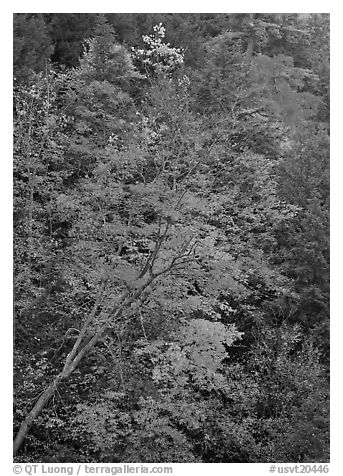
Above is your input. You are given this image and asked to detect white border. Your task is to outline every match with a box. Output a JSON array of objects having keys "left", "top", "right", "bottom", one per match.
[{"left": 3, "top": 4, "right": 341, "bottom": 473}]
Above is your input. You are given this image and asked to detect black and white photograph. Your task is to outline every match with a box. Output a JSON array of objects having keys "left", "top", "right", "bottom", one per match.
[{"left": 12, "top": 9, "right": 330, "bottom": 469}]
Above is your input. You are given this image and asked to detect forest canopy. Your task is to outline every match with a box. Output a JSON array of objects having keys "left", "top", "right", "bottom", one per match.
[{"left": 13, "top": 13, "right": 329, "bottom": 463}]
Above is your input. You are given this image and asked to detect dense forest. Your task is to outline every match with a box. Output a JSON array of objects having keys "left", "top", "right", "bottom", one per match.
[{"left": 13, "top": 13, "right": 330, "bottom": 463}]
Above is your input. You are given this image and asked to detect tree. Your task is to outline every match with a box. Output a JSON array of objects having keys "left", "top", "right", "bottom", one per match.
[
  {"left": 14, "top": 20, "right": 209, "bottom": 457},
  {"left": 14, "top": 19, "right": 145, "bottom": 456},
  {"left": 14, "top": 14, "right": 54, "bottom": 83},
  {"left": 45, "top": 13, "right": 98, "bottom": 68}
]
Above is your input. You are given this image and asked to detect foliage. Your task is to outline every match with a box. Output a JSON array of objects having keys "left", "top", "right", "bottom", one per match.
[
  {"left": 14, "top": 14, "right": 54, "bottom": 82},
  {"left": 45, "top": 13, "right": 98, "bottom": 68},
  {"left": 132, "top": 23, "right": 184, "bottom": 76},
  {"left": 13, "top": 14, "right": 329, "bottom": 463}
]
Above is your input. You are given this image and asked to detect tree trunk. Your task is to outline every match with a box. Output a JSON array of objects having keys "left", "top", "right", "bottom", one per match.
[
  {"left": 13, "top": 283, "right": 107, "bottom": 457},
  {"left": 13, "top": 373, "right": 64, "bottom": 456}
]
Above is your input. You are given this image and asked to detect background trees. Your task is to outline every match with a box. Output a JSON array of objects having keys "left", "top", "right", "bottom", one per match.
[{"left": 13, "top": 13, "right": 329, "bottom": 463}]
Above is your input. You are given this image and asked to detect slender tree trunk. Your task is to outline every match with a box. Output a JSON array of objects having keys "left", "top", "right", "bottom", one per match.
[
  {"left": 13, "top": 373, "right": 65, "bottom": 456},
  {"left": 13, "top": 279, "right": 150, "bottom": 456},
  {"left": 13, "top": 288, "right": 105, "bottom": 457}
]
